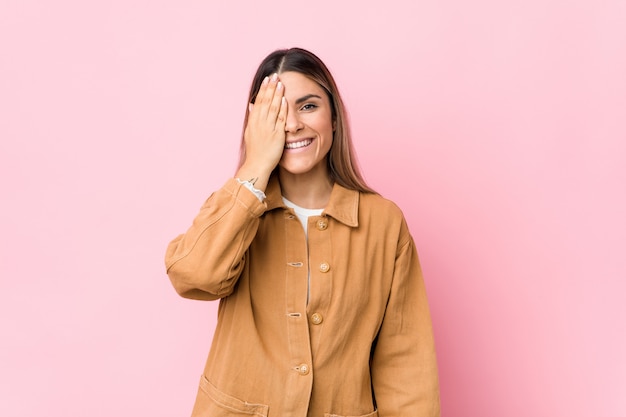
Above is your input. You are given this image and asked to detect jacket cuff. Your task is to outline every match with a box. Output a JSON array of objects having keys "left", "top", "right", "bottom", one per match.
[{"left": 222, "top": 178, "right": 267, "bottom": 218}]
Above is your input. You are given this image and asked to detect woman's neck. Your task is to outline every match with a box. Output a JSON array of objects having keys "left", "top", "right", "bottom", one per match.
[{"left": 278, "top": 166, "right": 333, "bottom": 209}]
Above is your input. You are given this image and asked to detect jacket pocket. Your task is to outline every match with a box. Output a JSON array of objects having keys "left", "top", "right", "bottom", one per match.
[
  {"left": 324, "top": 409, "right": 378, "bottom": 417},
  {"left": 192, "top": 375, "right": 269, "bottom": 417}
]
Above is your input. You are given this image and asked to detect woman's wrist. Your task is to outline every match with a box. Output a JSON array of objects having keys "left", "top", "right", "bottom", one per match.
[
  {"left": 235, "top": 164, "right": 272, "bottom": 192},
  {"left": 235, "top": 178, "right": 267, "bottom": 202}
]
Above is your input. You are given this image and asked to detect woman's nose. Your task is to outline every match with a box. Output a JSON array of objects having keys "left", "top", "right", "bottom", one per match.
[{"left": 285, "top": 106, "right": 303, "bottom": 133}]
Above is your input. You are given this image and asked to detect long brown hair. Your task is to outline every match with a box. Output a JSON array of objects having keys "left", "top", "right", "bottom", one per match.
[{"left": 238, "top": 48, "right": 375, "bottom": 194}]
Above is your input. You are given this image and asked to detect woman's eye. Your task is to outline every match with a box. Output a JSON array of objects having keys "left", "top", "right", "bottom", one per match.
[{"left": 301, "top": 103, "right": 317, "bottom": 111}]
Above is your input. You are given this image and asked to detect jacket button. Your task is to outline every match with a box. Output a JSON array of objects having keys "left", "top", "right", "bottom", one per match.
[
  {"left": 297, "top": 364, "right": 310, "bottom": 375},
  {"left": 319, "top": 262, "right": 330, "bottom": 273},
  {"left": 310, "top": 313, "right": 323, "bottom": 325},
  {"left": 316, "top": 219, "right": 328, "bottom": 230}
]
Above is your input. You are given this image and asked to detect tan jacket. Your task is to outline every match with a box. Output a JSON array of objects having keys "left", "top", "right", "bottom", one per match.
[{"left": 165, "top": 177, "right": 440, "bottom": 417}]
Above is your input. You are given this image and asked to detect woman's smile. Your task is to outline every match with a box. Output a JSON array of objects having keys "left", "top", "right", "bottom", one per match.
[{"left": 284, "top": 138, "right": 314, "bottom": 150}]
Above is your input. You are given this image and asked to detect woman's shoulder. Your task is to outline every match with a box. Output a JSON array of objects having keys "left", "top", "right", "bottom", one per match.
[
  {"left": 328, "top": 184, "right": 409, "bottom": 233},
  {"left": 358, "top": 192, "right": 410, "bottom": 230},
  {"left": 360, "top": 192, "right": 404, "bottom": 216},
  {"left": 356, "top": 192, "right": 413, "bottom": 246}
]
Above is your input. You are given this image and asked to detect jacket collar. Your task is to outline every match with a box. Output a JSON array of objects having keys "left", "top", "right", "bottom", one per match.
[{"left": 265, "top": 175, "right": 359, "bottom": 227}]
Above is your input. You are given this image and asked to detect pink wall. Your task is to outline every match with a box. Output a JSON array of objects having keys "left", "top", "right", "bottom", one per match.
[{"left": 1, "top": 1, "right": 624, "bottom": 416}]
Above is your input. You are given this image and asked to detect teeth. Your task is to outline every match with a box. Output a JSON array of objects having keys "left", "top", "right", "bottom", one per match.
[{"left": 285, "top": 139, "right": 313, "bottom": 149}]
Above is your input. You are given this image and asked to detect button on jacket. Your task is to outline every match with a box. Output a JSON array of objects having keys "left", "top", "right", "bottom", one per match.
[{"left": 165, "top": 177, "right": 440, "bottom": 417}]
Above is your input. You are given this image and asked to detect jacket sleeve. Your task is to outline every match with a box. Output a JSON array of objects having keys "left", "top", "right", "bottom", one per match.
[
  {"left": 371, "top": 224, "right": 441, "bottom": 416},
  {"left": 164, "top": 178, "right": 267, "bottom": 300}
]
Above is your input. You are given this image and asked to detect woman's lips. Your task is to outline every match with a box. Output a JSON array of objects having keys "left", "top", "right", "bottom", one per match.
[{"left": 285, "top": 138, "right": 313, "bottom": 150}]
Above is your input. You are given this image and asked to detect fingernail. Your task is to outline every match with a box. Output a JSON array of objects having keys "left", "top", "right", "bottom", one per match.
[
  {"left": 271, "top": 73, "right": 278, "bottom": 82},
  {"left": 262, "top": 76, "right": 269, "bottom": 85},
  {"left": 277, "top": 81, "right": 283, "bottom": 90}
]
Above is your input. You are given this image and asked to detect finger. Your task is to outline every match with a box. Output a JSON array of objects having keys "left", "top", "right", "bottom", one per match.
[
  {"left": 257, "top": 74, "right": 279, "bottom": 118},
  {"left": 267, "top": 80, "right": 284, "bottom": 122},
  {"left": 276, "top": 96, "right": 287, "bottom": 130},
  {"left": 248, "top": 75, "right": 267, "bottom": 122},
  {"left": 250, "top": 76, "right": 268, "bottom": 117}
]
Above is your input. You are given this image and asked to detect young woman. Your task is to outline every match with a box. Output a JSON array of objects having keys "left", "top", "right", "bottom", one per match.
[{"left": 165, "top": 48, "right": 440, "bottom": 417}]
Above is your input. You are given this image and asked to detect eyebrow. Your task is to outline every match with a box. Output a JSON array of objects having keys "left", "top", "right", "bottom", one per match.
[{"left": 295, "top": 94, "right": 323, "bottom": 105}]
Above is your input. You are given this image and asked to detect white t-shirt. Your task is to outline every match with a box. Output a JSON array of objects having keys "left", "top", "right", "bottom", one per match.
[{"left": 282, "top": 196, "right": 324, "bottom": 236}]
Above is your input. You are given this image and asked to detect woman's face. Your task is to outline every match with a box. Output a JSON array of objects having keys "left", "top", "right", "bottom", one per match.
[{"left": 277, "top": 71, "right": 334, "bottom": 177}]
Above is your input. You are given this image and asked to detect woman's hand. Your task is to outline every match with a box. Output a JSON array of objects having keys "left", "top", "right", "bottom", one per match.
[{"left": 236, "top": 73, "right": 287, "bottom": 191}]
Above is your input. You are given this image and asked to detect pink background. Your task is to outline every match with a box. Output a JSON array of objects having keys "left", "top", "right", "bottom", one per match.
[{"left": 1, "top": 1, "right": 625, "bottom": 416}]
